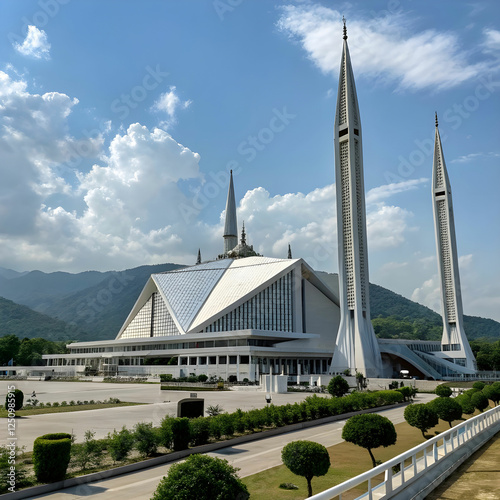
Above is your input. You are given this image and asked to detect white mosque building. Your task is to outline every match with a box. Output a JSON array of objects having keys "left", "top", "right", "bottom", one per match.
[{"left": 43, "top": 23, "right": 478, "bottom": 382}]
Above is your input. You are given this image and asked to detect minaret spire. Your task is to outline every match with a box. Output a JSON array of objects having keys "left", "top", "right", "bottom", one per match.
[
  {"left": 330, "top": 21, "right": 382, "bottom": 378},
  {"left": 223, "top": 170, "right": 238, "bottom": 255},
  {"left": 287, "top": 244, "right": 292, "bottom": 259},
  {"left": 196, "top": 248, "right": 201, "bottom": 265},
  {"left": 432, "top": 117, "right": 476, "bottom": 371}
]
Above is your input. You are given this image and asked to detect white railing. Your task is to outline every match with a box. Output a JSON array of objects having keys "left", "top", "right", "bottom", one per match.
[{"left": 310, "top": 404, "right": 500, "bottom": 500}]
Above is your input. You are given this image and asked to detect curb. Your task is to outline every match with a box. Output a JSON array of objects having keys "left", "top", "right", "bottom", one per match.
[{"left": 2, "top": 402, "right": 409, "bottom": 499}]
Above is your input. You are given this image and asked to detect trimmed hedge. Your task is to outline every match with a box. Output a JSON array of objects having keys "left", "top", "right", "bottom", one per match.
[
  {"left": 171, "top": 417, "right": 190, "bottom": 451},
  {"left": 33, "top": 433, "right": 72, "bottom": 483}
]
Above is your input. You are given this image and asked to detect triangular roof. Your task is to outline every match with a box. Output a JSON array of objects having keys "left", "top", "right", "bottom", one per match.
[{"left": 116, "top": 256, "right": 340, "bottom": 338}]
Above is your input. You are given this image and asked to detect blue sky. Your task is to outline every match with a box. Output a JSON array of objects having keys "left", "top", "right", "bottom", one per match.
[{"left": 0, "top": 0, "right": 499, "bottom": 322}]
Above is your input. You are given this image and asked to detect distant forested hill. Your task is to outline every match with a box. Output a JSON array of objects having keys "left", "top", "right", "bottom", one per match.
[
  {"left": 40, "top": 263, "right": 184, "bottom": 340},
  {"left": 0, "top": 263, "right": 498, "bottom": 343},
  {"left": 0, "top": 296, "right": 89, "bottom": 341}
]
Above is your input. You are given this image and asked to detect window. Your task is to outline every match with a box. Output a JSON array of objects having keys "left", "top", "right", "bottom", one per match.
[
  {"left": 180, "top": 357, "right": 188, "bottom": 365},
  {"left": 189, "top": 357, "right": 197, "bottom": 365},
  {"left": 240, "top": 355, "right": 249, "bottom": 364},
  {"left": 229, "top": 356, "right": 237, "bottom": 365},
  {"left": 198, "top": 357, "right": 207, "bottom": 365},
  {"left": 219, "top": 356, "right": 227, "bottom": 364},
  {"left": 208, "top": 356, "right": 217, "bottom": 365}
]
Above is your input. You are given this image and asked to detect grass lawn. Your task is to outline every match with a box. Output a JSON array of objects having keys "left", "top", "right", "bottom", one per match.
[
  {"left": 0, "top": 402, "right": 145, "bottom": 417},
  {"left": 242, "top": 417, "right": 468, "bottom": 499}
]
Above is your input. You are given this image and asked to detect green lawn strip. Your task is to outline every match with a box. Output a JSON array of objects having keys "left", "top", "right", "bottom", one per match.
[
  {"left": 0, "top": 402, "right": 145, "bottom": 417},
  {"left": 242, "top": 417, "right": 466, "bottom": 499}
]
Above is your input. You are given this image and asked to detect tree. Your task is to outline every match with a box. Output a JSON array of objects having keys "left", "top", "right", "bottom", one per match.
[
  {"left": 429, "top": 397, "right": 463, "bottom": 427},
  {"left": 151, "top": 454, "right": 249, "bottom": 500},
  {"left": 472, "top": 381, "right": 486, "bottom": 391},
  {"left": 0, "top": 335, "right": 20, "bottom": 365},
  {"left": 483, "top": 382, "right": 500, "bottom": 406},
  {"left": 435, "top": 384, "right": 452, "bottom": 397},
  {"left": 341, "top": 413, "right": 397, "bottom": 468},
  {"left": 455, "top": 394, "right": 475, "bottom": 415},
  {"left": 281, "top": 440, "right": 330, "bottom": 497},
  {"left": 327, "top": 375, "right": 350, "bottom": 398},
  {"left": 471, "top": 391, "right": 490, "bottom": 413},
  {"left": 404, "top": 404, "right": 439, "bottom": 438}
]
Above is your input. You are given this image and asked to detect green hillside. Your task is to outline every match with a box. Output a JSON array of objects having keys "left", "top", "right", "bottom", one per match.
[
  {"left": 41, "top": 263, "right": 184, "bottom": 340},
  {"left": 0, "top": 296, "right": 90, "bottom": 342},
  {"left": 0, "top": 263, "right": 498, "bottom": 344}
]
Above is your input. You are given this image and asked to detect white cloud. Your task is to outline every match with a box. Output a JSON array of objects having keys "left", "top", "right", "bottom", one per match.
[
  {"left": 483, "top": 28, "right": 500, "bottom": 53},
  {"left": 152, "top": 86, "right": 192, "bottom": 128},
  {"left": 277, "top": 4, "right": 494, "bottom": 91},
  {"left": 451, "top": 152, "right": 500, "bottom": 163},
  {"left": 366, "top": 178, "right": 428, "bottom": 205},
  {"left": 14, "top": 26, "right": 51, "bottom": 60}
]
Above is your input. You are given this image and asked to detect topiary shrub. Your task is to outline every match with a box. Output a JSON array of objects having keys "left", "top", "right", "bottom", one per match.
[
  {"left": 190, "top": 417, "right": 211, "bottom": 446},
  {"left": 471, "top": 391, "right": 490, "bottom": 412},
  {"left": 327, "top": 375, "right": 350, "bottom": 398},
  {"left": 428, "top": 397, "right": 463, "bottom": 427},
  {"left": 455, "top": 393, "right": 475, "bottom": 415},
  {"left": 404, "top": 403, "right": 439, "bottom": 438},
  {"left": 33, "top": 433, "right": 72, "bottom": 483},
  {"left": 435, "top": 384, "right": 452, "bottom": 397},
  {"left": 281, "top": 440, "right": 330, "bottom": 497},
  {"left": 171, "top": 417, "right": 191, "bottom": 451},
  {"left": 152, "top": 454, "right": 248, "bottom": 500},
  {"left": 5, "top": 389, "right": 24, "bottom": 413},
  {"left": 197, "top": 374, "right": 208, "bottom": 383},
  {"left": 472, "top": 381, "right": 486, "bottom": 391}
]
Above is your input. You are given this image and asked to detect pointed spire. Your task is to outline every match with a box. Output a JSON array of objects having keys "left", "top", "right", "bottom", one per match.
[
  {"left": 240, "top": 221, "right": 246, "bottom": 246},
  {"left": 342, "top": 16, "right": 348, "bottom": 40},
  {"left": 196, "top": 248, "right": 201, "bottom": 265},
  {"left": 287, "top": 244, "right": 292, "bottom": 259},
  {"left": 435, "top": 112, "right": 439, "bottom": 128},
  {"left": 223, "top": 170, "right": 238, "bottom": 254}
]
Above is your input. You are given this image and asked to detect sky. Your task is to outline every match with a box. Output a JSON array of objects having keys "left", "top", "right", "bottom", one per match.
[{"left": 0, "top": 0, "right": 499, "bottom": 322}]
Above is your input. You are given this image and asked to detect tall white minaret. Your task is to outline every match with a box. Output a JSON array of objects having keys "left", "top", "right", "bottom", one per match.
[
  {"left": 330, "top": 19, "right": 382, "bottom": 378},
  {"left": 223, "top": 170, "right": 238, "bottom": 255},
  {"left": 432, "top": 114, "right": 476, "bottom": 371}
]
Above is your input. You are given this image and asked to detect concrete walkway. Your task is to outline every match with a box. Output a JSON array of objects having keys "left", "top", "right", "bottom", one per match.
[{"left": 425, "top": 430, "right": 500, "bottom": 500}]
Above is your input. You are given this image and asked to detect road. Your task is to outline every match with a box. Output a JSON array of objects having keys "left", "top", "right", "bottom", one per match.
[{"left": 31, "top": 394, "right": 435, "bottom": 500}]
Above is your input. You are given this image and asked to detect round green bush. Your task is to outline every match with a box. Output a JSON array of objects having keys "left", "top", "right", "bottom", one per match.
[
  {"left": 5, "top": 389, "right": 24, "bottom": 412},
  {"left": 327, "top": 375, "right": 350, "bottom": 397},
  {"left": 472, "top": 381, "right": 486, "bottom": 391},
  {"left": 33, "top": 433, "right": 72, "bottom": 483},
  {"left": 435, "top": 384, "right": 452, "bottom": 397},
  {"left": 281, "top": 440, "right": 330, "bottom": 497},
  {"left": 152, "top": 454, "right": 248, "bottom": 500}
]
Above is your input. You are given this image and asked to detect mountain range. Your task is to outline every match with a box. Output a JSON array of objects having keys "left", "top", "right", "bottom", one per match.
[{"left": 0, "top": 263, "right": 498, "bottom": 342}]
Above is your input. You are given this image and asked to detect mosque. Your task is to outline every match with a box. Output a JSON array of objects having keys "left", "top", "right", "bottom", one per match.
[{"left": 43, "top": 22, "right": 477, "bottom": 382}]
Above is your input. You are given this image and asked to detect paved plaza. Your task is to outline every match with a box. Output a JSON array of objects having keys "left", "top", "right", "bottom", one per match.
[{"left": 1, "top": 380, "right": 328, "bottom": 450}]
